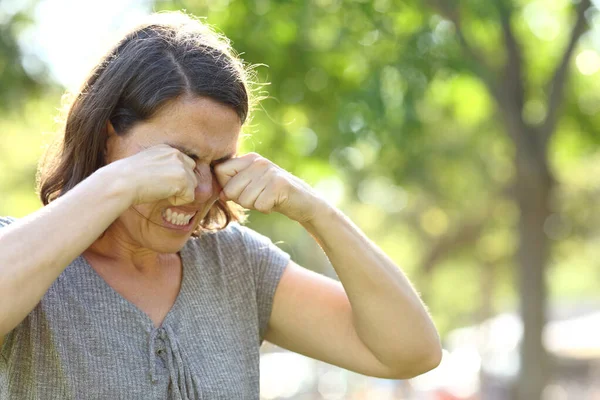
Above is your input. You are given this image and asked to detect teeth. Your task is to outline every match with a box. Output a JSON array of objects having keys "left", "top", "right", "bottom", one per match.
[{"left": 163, "top": 208, "right": 195, "bottom": 226}]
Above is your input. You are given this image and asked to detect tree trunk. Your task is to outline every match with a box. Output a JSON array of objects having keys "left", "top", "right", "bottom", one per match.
[{"left": 514, "top": 142, "right": 553, "bottom": 400}]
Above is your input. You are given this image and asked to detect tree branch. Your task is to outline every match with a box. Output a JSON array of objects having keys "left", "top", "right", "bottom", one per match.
[
  {"left": 426, "top": 1, "right": 501, "bottom": 103},
  {"left": 494, "top": 0, "right": 550, "bottom": 165},
  {"left": 496, "top": 0, "right": 525, "bottom": 114},
  {"left": 417, "top": 190, "right": 515, "bottom": 274},
  {"left": 420, "top": 219, "right": 485, "bottom": 274},
  {"left": 541, "top": 0, "right": 592, "bottom": 143}
]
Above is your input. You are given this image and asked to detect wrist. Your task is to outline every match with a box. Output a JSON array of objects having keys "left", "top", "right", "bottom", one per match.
[
  {"left": 91, "top": 163, "right": 135, "bottom": 207},
  {"left": 299, "top": 195, "right": 338, "bottom": 230}
]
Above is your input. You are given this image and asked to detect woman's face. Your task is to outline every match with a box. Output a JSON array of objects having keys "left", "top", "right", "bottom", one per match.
[{"left": 105, "top": 95, "right": 241, "bottom": 253}]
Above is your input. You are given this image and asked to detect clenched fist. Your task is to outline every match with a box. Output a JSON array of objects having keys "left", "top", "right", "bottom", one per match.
[{"left": 214, "top": 153, "right": 322, "bottom": 223}]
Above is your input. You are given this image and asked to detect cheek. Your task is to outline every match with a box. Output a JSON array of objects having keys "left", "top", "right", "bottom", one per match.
[
  {"left": 105, "top": 136, "right": 127, "bottom": 162},
  {"left": 121, "top": 204, "right": 159, "bottom": 229}
]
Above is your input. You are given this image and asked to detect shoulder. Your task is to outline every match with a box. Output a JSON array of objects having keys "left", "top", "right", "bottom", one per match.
[
  {"left": 181, "top": 222, "right": 254, "bottom": 268},
  {"left": 187, "top": 222, "right": 272, "bottom": 252},
  {"left": 183, "top": 222, "right": 289, "bottom": 271}
]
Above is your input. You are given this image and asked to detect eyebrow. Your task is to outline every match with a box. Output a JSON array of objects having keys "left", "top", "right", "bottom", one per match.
[{"left": 166, "top": 142, "right": 234, "bottom": 164}]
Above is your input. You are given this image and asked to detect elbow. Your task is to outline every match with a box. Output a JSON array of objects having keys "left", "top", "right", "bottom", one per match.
[
  {"left": 408, "top": 322, "right": 444, "bottom": 377},
  {"left": 388, "top": 341, "right": 443, "bottom": 380},
  {"left": 410, "top": 345, "right": 443, "bottom": 377}
]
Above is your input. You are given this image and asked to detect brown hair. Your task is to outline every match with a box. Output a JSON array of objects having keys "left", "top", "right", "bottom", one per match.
[{"left": 38, "top": 11, "right": 255, "bottom": 234}]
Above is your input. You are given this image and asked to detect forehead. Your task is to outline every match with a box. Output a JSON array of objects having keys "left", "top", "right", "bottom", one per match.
[{"left": 132, "top": 95, "right": 242, "bottom": 158}]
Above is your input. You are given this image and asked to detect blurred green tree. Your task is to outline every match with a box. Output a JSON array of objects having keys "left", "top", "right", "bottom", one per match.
[
  {"left": 0, "top": 1, "right": 50, "bottom": 110},
  {"left": 0, "top": 1, "right": 59, "bottom": 216},
  {"left": 148, "top": 1, "right": 597, "bottom": 398},
  {"left": 411, "top": 1, "right": 596, "bottom": 398},
  {"left": 1, "top": 0, "right": 598, "bottom": 398}
]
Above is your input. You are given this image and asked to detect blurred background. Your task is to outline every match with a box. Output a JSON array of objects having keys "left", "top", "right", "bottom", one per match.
[{"left": 1, "top": 0, "right": 599, "bottom": 399}]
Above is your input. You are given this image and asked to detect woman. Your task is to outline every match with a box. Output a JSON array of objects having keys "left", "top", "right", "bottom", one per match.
[{"left": 0, "top": 11, "right": 441, "bottom": 400}]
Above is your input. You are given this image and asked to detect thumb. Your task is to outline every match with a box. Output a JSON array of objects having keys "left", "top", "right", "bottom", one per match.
[
  {"left": 168, "top": 188, "right": 195, "bottom": 206},
  {"left": 168, "top": 195, "right": 189, "bottom": 206}
]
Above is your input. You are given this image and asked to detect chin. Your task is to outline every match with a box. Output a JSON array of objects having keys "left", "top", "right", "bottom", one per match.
[{"left": 142, "top": 225, "right": 195, "bottom": 253}]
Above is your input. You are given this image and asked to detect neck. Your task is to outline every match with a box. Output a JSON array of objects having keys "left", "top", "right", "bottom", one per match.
[{"left": 84, "top": 222, "right": 178, "bottom": 276}]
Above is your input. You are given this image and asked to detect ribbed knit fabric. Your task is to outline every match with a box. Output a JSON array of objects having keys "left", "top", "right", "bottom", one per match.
[{"left": 0, "top": 216, "right": 290, "bottom": 399}]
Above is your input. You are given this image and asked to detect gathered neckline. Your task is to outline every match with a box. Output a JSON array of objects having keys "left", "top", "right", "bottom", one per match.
[{"left": 76, "top": 240, "right": 194, "bottom": 330}]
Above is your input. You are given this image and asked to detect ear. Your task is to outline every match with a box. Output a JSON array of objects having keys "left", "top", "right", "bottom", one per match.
[
  {"left": 106, "top": 120, "right": 117, "bottom": 137},
  {"left": 104, "top": 120, "right": 117, "bottom": 161}
]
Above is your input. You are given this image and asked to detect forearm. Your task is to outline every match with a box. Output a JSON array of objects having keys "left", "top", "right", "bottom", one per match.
[
  {"left": 300, "top": 201, "right": 441, "bottom": 372},
  {"left": 0, "top": 167, "right": 132, "bottom": 335}
]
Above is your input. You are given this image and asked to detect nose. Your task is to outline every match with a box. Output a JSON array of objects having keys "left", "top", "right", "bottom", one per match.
[{"left": 194, "top": 164, "right": 217, "bottom": 203}]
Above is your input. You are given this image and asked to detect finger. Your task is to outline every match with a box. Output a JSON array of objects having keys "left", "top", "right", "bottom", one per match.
[
  {"left": 214, "top": 153, "right": 260, "bottom": 188},
  {"left": 168, "top": 195, "right": 185, "bottom": 206},
  {"left": 220, "top": 163, "right": 262, "bottom": 202},
  {"left": 254, "top": 184, "right": 276, "bottom": 214},
  {"left": 169, "top": 168, "right": 197, "bottom": 205},
  {"left": 237, "top": 169, "right": 272, "bottom": 208},
  {"left": 169, "top": 186, "right": 193, "bottom": 206},
  {"left": 169, "top": 186, "right": 193, "bottom": 205},
  {"left": 155, "top": 143, "right": 196, "bottom": 170},
  {"left": 177, "top": 151, "right": 197, "bottom": 171},
  {"left": 182, "top": 168, "right": 198, "bottom": 203}
]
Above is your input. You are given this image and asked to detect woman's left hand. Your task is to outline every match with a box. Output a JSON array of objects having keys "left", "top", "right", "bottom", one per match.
[{"left": 214, "top": 153, "right": 323, "bottom": 223}]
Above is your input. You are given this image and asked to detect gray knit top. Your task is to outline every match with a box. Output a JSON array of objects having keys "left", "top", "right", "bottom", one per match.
[{"left": 0, "top": 216, "right": 290, "bottom": 400}]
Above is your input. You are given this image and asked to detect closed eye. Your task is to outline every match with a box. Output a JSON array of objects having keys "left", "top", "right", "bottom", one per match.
[
  {"left": 184, "top": 152, "right": 199, "bottom": 162},
  {"left": 209, "top": 161, "right": 224, "bottom": 174}
]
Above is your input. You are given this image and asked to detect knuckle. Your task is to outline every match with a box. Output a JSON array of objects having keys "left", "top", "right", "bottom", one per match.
[
  {"left": 265, "top": 167, "right": 278, "bottom": 179},
  {"left": 165, "top": 146, "right": 179, "bottom": 155},
  {"left": 255, "top": 202, "right": 271, "bottom": 213},
  {"left": 270, "top": 176, "right": 284, "bottom": 190},
  {"left": 255, "top": 203, "right": 268, "bottom": 213},
  {"left": 222, "top": 186, "right": 236, "bottom": 199},
  {"left": 213, "top": 163, "right": 224, "bottom": 174},
  {"left": 253, "top": 157, "right": 269, "bottom": 168},
  {"left": 169, "top": 151, "right": 182, "bottom": 162},
  {"left": 239, "top": 199, "right": 252, "bottom": 209}
]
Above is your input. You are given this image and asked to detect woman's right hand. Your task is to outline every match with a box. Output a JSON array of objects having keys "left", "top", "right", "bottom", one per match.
[{"left": 103, "top": 144, "right": 198, "bottom": 206}]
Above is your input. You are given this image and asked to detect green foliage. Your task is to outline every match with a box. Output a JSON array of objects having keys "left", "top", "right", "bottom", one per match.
[
  {"left": 1, "top": 0, "right": 598, "bottom": 339},
  {"left": 0, "top": 90, "right": 63, "bottom": 215},
  {"left": 0, "top": 3, "right": 51, "bottom": 111},
  {"left": 148, "top": 0, "right": 598, "bottom": 335}
]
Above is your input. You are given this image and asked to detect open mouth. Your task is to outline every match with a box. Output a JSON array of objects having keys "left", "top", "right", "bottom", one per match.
[{"left": 161, "top": 208, "right": 198, "bottom": 229}]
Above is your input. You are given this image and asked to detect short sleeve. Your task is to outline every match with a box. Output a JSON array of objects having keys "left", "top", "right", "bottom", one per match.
[
  {"left": 230, "top": 223, "right": 291, "bottom": 343},
  {"left": 0, "top": 216, "right": 16, "bottom": 363}
]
